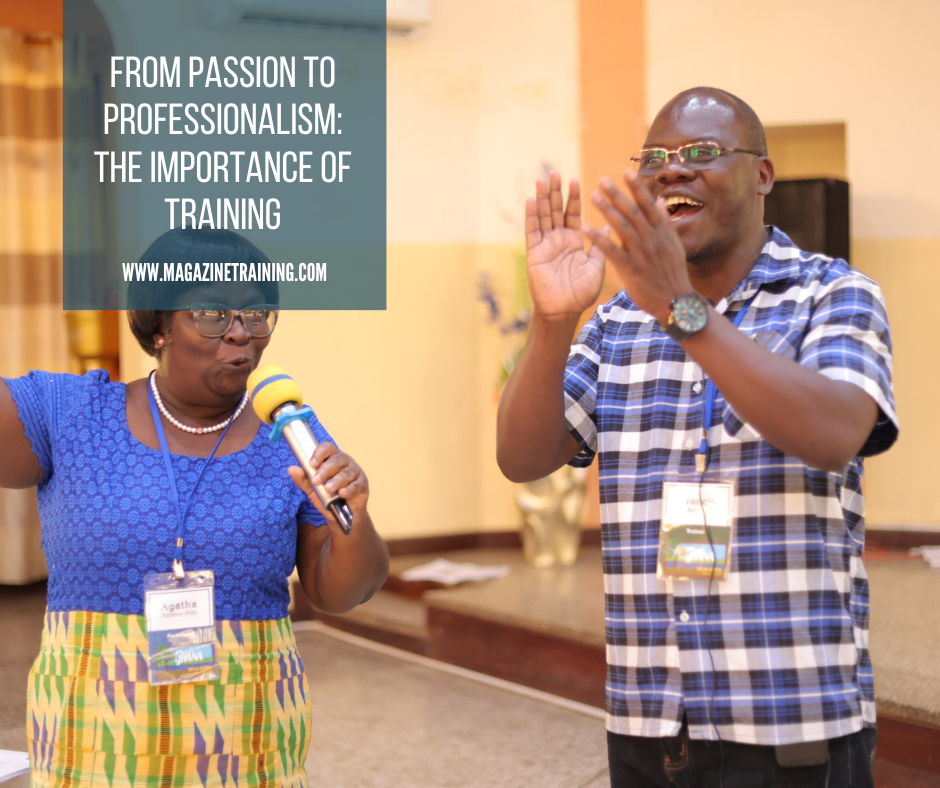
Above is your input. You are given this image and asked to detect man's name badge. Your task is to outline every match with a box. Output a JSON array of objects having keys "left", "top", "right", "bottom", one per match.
[
  {"left": 143, "top": 570, "right": 219, "bottom": 685},
  {"left": 657, "top": 482, "right": 735, "bottom": 581}
]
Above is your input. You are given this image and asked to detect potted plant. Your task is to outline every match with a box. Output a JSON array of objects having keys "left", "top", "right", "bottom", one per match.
[{"left": 478, "top": 256, "right": 588, "bottom": 568}]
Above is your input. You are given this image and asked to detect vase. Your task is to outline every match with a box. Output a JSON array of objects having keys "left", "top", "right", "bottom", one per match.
[{"left": 515, "top": 466, "right": 589, "bottom": 567}]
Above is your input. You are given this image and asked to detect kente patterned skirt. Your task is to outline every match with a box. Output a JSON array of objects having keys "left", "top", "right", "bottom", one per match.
[{"left": 26, "top": 611, "right": 311, "bottom": 787}]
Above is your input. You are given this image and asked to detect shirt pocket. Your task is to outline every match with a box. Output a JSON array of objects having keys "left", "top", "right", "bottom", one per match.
[
  {"left": 718, "top": 326, "right": 807, "bottom": 440},
  {"left": 749, "top": 327, "right": 802, "bottom": 361}
]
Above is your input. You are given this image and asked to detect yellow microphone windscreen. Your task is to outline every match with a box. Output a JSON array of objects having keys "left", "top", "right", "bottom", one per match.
[{"left": 247, "top": 364, "right": 304, "bottom": 424}]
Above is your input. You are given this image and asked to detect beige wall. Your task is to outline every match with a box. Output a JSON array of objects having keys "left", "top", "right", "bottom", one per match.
[
  {"left": 647, "top": 0, "right": 940, "bottom": 529},
  {"left": 122, "top": 0, "right": 582, "bottom": 539},
  {"left": 273, "top": 0, "right": 580, "bottom": 539}
]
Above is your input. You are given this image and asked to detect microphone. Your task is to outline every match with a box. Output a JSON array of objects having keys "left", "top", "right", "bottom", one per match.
[{"left": 247, "top": 364, "right": 354, "bottom": 534}]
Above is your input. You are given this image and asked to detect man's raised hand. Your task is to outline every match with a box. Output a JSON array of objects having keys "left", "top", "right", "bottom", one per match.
[
  {"left": 583, "top": 172, "right": 691, "bottom": 323},
  {"left": 525, "top": 171, "right": 606, "bottom": 322}
]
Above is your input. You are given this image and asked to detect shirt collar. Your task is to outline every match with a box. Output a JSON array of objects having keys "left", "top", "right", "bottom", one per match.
[{"left": 723, "top": 226, "right": 804, "bottom": 308}]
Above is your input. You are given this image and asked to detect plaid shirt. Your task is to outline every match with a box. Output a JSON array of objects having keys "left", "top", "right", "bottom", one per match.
[{"left": 564, "top": 228, "right": 898, "bottom": 746}]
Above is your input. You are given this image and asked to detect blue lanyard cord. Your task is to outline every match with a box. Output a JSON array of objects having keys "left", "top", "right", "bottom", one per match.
[
  {"left": 147, "top": 373, "right": 239, "bottom": 576},
  {"left": 698, "top": 295, "right": 758, "bottom": 469}
]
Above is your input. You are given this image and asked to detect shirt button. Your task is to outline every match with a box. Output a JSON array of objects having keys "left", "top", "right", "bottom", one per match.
[
  {"left": 679, "top": 611, "right": 690, "bottom": 623},
  {"left": 693, "top": 382, "right": 703, "bottom": 393},
  {"left": 685, "top": 438, "right": 695, "bottom": 449}
]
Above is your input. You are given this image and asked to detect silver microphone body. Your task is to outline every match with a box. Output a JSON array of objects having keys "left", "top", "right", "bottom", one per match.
[{"left": 272, "top": 402, "right": 354, "bottom": 534}]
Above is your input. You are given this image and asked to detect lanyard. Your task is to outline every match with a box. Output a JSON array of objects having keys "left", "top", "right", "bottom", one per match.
[
  {"left": 696, "top": 295, "right": 757, "bottom": 473},
  {"left": 147, "top": 376, "right": 237, "bottom": 578}
]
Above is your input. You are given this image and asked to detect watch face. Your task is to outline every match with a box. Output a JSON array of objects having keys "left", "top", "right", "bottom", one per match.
[{"left": 672, "top": 293, "right": 708, "bottom": 333}]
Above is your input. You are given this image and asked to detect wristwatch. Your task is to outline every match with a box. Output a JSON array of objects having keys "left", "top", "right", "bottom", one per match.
[{"left": 664, "top": 292, "right": 709, "bottom": 341}]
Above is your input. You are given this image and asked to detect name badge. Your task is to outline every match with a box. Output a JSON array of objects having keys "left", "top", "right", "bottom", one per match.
[
  {"left": 657, "top": 481, "right": 735, "bottom": 581},
  {"left": 143, "top": 570, "right": 219, "bottom": 685}
]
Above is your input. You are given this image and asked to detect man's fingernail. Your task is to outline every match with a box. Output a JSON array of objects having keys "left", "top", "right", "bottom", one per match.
[{"left": 599, "top": 177, "right": 613, "bottom": 189}]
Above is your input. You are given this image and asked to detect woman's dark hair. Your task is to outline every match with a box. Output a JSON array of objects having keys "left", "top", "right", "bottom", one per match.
[{"left": 127, "top": 229, "right": 279, "bottom": 357}]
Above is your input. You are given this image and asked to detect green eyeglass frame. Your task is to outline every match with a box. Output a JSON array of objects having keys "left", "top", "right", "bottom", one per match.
[{"left": 631, "top": 141, "right": 762, "bottom": 174}]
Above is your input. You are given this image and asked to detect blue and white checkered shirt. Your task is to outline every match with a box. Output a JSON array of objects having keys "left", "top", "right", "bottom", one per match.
[{"left": 564, "top": 227, "right": 898, "bottom": 746}]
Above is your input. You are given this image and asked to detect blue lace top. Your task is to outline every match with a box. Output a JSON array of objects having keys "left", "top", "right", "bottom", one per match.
[{"left": 4, "top": 370, "right": 329, "bottom": 620}]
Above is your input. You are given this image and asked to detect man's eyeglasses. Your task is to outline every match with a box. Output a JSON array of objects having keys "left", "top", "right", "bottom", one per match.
[
  {"left": 180, "top": 304, "right": 279, "bottom": 338},
  {"left": 631, "top": 141, "right": 762, "bottom": 175}
]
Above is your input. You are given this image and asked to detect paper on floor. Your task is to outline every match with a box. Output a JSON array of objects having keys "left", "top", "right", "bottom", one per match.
[
  {"left": 399, "top": 558, "right": 511, "bottom": 586},
  {"left": 0, "top": 750, "right": 30, "bottom": 780},
  {"left": 910, "top": 546, "right": 940, "bottom": 568}
]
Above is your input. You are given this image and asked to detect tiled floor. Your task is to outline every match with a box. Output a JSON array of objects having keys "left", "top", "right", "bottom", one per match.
[{"left": 299, "top": 624, "right": 609, "bottom": 787}]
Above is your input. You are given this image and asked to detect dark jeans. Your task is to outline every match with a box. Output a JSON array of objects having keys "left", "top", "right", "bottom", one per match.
[{"left": 607, "top": 720, "right": 876, "bottom": 788}]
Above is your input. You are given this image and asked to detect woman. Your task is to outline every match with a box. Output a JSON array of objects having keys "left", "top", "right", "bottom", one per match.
[{"left": 0, "top": 229, "right": 389, "bottom": 787}]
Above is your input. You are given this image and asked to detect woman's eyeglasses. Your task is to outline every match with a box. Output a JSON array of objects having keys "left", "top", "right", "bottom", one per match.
[{"left": 180, "top": 304, "right": 279, "bottom": 338}]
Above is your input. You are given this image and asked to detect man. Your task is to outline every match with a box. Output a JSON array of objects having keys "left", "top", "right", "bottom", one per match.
[{"left": 496, "top": 87, "right": 897, "bottom": 787}]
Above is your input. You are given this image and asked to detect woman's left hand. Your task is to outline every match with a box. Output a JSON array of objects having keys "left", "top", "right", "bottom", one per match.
[{"left": 288, "top": 442, "right": 369, "bottom": 528}]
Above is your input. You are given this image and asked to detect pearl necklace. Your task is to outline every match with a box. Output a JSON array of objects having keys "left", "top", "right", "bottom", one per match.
[{"left": 149, "top": 372, "right": 248, "bottom": 435}]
